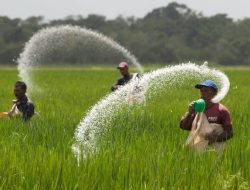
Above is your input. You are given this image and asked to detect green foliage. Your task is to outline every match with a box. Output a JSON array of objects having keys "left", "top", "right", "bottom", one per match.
[
  {"left": 1, "top": 3, "right": 250, "bottom": 65},
  {"left": 222, "top": 171, "right": 249, "bottom": 190},
  {"left": 0, "top": 66, "right": 249, "bottom": 189}
]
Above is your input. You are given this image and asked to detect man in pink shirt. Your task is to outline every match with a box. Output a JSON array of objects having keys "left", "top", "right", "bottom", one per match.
[{"left": 180, "top": 80, "right": 233, "bottom": 144}]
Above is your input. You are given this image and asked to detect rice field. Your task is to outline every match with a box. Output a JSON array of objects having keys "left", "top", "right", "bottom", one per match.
[{"left": 0, "top": 66, "right": 249, "bottom": 189}]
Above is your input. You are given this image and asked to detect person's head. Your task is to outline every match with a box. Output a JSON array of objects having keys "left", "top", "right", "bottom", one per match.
[
  {"left": 14, "top": 81, "right": 27, "bottom": 99},
  {"left": 117, "top": 62, "right": 129, "bottom": 76},
  {"left": 195, "top": 80, "right": 218, "bottom": 102}
]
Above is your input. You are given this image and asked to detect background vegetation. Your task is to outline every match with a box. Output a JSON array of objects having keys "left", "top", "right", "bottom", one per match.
[{"left": 1, "top": 2, "right": 250, "bottom": 65}]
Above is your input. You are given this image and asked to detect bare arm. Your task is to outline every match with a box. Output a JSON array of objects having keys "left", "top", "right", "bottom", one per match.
[{"left": 8, "top": 103, "right": 17, "bottom": 117}]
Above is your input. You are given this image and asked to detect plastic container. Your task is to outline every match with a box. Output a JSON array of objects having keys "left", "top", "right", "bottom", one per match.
[
  {"left": 0, "top": 112, "right": 8, "bottom": 118},
  {"left": 194, "top": 99, "right": 206, "bottom": 112}
]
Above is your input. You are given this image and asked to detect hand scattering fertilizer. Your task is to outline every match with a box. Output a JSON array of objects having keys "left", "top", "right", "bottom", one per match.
[
  {"left": 185, "top": 99, "right": 225, "bottom": 153},
  {"left": 17, "top": 25, "right": 143, "bottom": 95},
  {"left": 2, "top": 23, "right": 231, "bottom": 159},
  {"left": 73, "top": 63, "right": 230, "bottom": 159}
]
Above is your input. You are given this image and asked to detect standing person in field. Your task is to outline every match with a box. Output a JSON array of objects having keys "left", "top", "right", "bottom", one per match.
[
  {"left": 8, "top": 81, "right": 35, "bottom": 120},
  {"left": 180, "top": 80, "right": 233, "bottom": 148},
  {"left": 111, "top": 62, "right": 139, "bottom": 91}
]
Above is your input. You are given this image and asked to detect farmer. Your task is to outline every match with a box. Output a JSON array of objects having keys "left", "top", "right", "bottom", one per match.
[
  {"left": 7, "top": 81, "right": 35, "bottom": 120},
  {"left": 111, "top": 62, "right": 139, "bottom": 91},
  {"left": 180, "top": 80, "right": 233, "bottom": 145}
]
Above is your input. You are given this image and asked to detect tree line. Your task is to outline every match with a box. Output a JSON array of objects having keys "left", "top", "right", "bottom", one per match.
[{"left": 1, "top": 2, "right": 250, "bottom": 65}]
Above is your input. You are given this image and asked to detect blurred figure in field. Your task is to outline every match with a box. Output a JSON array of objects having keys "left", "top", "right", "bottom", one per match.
[
  {"left": 7, "top": 81, "right": 35, "bottom": 120},
  {"left": 111, "top": 62, "right": 139, "bottom": 91}
]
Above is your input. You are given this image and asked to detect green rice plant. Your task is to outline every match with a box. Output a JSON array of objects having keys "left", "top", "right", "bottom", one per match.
[{"left": 0, "top": 66, "right": 249, "bottom": 189}]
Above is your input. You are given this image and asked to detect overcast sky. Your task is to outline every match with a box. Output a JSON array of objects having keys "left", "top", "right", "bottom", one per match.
[{"left": 1, "top": 0, "right": 249, "bottom": 21}]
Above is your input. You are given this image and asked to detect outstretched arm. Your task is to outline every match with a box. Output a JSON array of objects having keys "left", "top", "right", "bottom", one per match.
[{"left": 8, "top": 103, "right": 17, "bottom": 117}]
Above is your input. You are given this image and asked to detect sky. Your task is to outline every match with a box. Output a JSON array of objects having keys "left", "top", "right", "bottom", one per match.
[{"left": 0, "top": 0, "right": 249, "bottom": 21}]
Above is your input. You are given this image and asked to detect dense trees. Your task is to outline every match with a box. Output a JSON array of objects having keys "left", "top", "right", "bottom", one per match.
[{"left": 0, "top": 2, "right": 250, "bottom": 65}]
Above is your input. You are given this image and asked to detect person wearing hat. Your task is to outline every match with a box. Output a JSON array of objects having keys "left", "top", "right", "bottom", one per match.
[
  {"left": 179, "top": 80, "right": 233, "bottom": 144},
  {"left": 111, "top": 62, "right": 139, "bottom": 91}
]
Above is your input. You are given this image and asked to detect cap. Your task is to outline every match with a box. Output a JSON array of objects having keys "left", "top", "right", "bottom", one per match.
[
  {"left": 117, "top": 62, "right": 128, "bottom": 69},
  {"left": 195, "top": 80, "right": 218, "bottom": 92}
]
